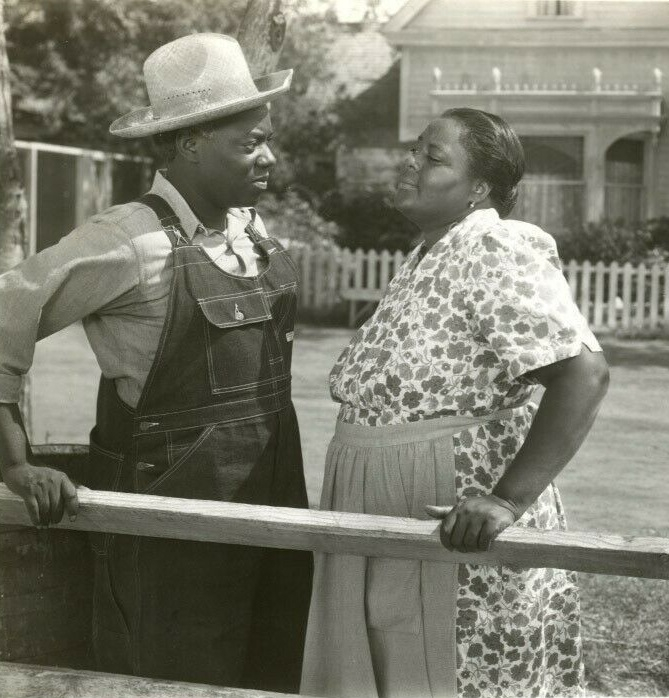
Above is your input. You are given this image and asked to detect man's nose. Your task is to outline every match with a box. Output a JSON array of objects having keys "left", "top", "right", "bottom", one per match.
[{"left": 257, "top": 143, "right": 276, "bottom": 169}]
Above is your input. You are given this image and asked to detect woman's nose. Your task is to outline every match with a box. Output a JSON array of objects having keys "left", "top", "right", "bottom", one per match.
[{"left": 404, "top": 151, "right": 418, "bottom": 171}]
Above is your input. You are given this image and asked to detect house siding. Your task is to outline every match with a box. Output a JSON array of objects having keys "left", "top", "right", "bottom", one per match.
[
  {"left": 404, "top": 45, "right": 668, "bottom": 138},
  {"left": 407, "top": 0, "right": 669, "bottom": 29},
  {"left": 388, "top": 0, "right": 669, "bottom": 219}
]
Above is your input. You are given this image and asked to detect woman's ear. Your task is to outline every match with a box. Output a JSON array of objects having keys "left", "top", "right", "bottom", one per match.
[{"left": 471, "top": 180, "right": 492, "bottom": 205}]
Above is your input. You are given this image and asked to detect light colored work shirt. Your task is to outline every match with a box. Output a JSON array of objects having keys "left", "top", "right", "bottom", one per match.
[{"left": 0, "top": 171, "right": 268, "bottom": 408}]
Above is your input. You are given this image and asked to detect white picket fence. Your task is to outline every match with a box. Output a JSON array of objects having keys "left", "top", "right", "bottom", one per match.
[{"left": 289, "top": 245, "right": 669, "bottom": 332}]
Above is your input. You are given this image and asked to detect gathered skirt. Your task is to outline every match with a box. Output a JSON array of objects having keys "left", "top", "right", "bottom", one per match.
[{"left": 300, "top": 409, "right": 584, "bottom": 698}]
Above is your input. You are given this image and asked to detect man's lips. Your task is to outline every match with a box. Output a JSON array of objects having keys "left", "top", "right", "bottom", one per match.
[
  {"left": 252, "top": 177, "right": 269, "bottom": 189},
  {"left": 397, "top": 179, "right": 418, "bottom": 189}
]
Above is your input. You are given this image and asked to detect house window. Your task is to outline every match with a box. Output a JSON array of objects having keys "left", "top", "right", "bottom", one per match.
[
  {"left": 530, "top": 1, "right": 581, "bottom": 18},
  {"left": 515, "top": 136, "right": 584, "bottom": 233},
  {"left": 605, "top": 138, "right": 645, "bottom": 223}
]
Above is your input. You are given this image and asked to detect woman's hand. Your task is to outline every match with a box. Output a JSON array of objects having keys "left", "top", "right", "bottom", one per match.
[
  {"left": 3, "top": 462, "right": 79, "bottom": 527},
  {"left": 425, "top": 495, "right": 519, "bottom": 553}
]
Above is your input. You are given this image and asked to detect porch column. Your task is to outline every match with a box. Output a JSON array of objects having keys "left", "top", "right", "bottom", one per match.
[
  {"left": 643, "top": 133, "right": 658, "bottom": 219},
  {"left": 584, "top": 130, "right": 606, "bottom": 223}
]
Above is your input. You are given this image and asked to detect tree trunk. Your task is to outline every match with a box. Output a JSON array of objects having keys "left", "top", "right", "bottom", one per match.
[
  {"left": 0, "top": 0, "right": 27, "bottom": 275},
  {"left": 0, "top": 0, "right": 31, "bottom": 430},
  {"left": 236, "top": 0, "right": 287, "bottom": 75}
]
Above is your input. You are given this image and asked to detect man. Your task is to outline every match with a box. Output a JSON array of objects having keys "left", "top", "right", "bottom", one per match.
[{"left": 0, "top": 33, "right": 313, "bottom": 692}]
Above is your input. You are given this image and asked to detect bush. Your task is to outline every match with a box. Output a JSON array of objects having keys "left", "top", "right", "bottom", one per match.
[
  {"left": 556, "top": 218, "right": 669, "bottom": 264},
  {"left": 319, "top": 189, "right": 419, "bottom": 253},
  {"left": 255, "top": 191, "right": 339, "bottom": 248}
]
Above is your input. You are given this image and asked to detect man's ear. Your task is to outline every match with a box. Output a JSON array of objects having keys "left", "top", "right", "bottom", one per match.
[{"left": 175, "top": 129, "right": 200, "bottom": 163}]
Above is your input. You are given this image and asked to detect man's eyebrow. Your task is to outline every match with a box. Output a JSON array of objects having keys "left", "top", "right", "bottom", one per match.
[{"left": 246, "top": 128, "right": 274, "bottom": 139}]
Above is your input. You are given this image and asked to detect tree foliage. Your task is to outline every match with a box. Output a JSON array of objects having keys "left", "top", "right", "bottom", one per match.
[
  {"left": 5, "top": 0, "right": 342, "bottom": 169},
  {"left": 5, "top": 0, "right": 383, "bottom": 246}
]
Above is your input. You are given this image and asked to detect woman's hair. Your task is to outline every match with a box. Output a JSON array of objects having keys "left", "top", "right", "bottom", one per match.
[{"left": 440, "top": 107, "right": 525, "bottom": 218}]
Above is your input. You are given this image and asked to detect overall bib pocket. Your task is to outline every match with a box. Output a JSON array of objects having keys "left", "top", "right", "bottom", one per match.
[{"left": 198, "top": 290, "right": 283, "bottom": 395}]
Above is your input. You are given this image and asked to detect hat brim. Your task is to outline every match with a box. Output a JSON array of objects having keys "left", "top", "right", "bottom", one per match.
[{"left": 110, "top": 69, "right": 293, "bottom": 138}]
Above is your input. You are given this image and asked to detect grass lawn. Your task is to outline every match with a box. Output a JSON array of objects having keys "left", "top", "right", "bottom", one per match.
[{"left": 29, "top": 323, "right": 669, "bottom": 695}]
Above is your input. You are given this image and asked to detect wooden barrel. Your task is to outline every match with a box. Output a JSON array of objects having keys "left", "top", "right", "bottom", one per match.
[{"left": 0, "top": 445, "right": 93, "bottom": 669}]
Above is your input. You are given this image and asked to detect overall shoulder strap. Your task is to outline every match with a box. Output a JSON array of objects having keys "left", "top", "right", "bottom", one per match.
[{"left": 137, "top": 193, "right": 190, "bottom": 247}]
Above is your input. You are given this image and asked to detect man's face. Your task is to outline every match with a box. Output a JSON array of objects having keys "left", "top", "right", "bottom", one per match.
[{"left": 195, "top": 105, "right": 276, "bottom": 209}]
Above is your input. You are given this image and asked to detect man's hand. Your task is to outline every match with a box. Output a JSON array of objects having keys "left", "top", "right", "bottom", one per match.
[
  {"left": 425, "top": 495, "right": 519, "bottom": 553},
  {"left": 3, "top": 463, "right": 79, "bottom": 527}
]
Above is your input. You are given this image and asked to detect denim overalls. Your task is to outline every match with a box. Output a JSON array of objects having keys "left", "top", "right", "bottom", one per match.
[{"left": 86, "top": 194, "right": 313, "bottom": 691}]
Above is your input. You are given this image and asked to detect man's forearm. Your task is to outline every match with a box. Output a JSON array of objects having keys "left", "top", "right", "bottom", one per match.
[
  {"left": 492, "top": 357, "right": 609, "bottom": 513},
  {"left": 0, "top": 402, "right": 31, "bottom": 475}
]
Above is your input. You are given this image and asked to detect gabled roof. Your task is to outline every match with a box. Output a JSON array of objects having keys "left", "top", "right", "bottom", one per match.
[
  {"left": 382, "top": 0, "right": 432, "bottom": 33},
  {"left": 307, "top": 28, "right": 397, "bottom": 104}
]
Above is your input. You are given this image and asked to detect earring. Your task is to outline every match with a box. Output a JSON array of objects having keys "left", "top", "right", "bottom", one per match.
[{"left": 468, "top": 201, "right": 475, "bottom": 209}]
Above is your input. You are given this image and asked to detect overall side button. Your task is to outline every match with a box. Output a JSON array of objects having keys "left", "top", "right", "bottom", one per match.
[{"left": 139, "top": 421, "right": 160, "bottom": 432}]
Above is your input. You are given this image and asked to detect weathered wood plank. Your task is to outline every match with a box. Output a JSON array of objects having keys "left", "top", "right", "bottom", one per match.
[
  {"left": 1, "top": 485, "right": 668, "bottom": 579},
  {"left": 0, "top": 662, "right": 298, "bottom": 698}
]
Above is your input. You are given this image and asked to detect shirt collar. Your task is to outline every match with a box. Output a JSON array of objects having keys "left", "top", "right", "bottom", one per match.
[{"left": 149, "top": 171, "right": 257, "bottom": 240}]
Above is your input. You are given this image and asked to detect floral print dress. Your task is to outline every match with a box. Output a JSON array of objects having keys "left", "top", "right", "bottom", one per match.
[{"left": 328, "top": 208, "right": 600, "bottom": 697}]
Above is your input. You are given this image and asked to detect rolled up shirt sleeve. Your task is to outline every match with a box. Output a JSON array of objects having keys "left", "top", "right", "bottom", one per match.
[
  {"left": 0, "top": 219, "right": 140, "bottom": 402},
  {"left": 464, "top": 229, "right": 601, "bottom": 383}
]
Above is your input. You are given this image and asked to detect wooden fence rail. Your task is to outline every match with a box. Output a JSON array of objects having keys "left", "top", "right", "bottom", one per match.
[
  {"left": 0, "top": 662, "right": 295, "bottom": 698},
  {"left": 290, "top": 245, "right": 669, "bottom": 331},
  {"left": 1, "top": 484, "right": 669, "bottom": 580}
]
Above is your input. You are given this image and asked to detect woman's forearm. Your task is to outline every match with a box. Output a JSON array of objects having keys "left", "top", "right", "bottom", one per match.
[{"left": 492, "top": 350, "right": 609, "bottom": 514}]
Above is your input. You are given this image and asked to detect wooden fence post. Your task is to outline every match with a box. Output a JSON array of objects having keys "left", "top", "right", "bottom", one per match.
[
  {"left": 649, "top": 264, "right": 660, "bottom": 329},
  {"left": 580, "top": 260, "right": 591, "bottom": 322},
  {"left": 607, "top": 261, "right": 619, "bottom": 330},
  {"left": 621, "top": 262, "right": 633, "bottom": 329},
  {"left": 635, "top": 262, "right": 646, "bottom": 329},
  {"left": 593, "top": 261, "right": 605, "bottom": 328}
]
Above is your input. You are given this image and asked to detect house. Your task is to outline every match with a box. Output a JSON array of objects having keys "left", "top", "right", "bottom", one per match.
[{"left": 337, "top": 0, "right": 669, "bottom": 234}]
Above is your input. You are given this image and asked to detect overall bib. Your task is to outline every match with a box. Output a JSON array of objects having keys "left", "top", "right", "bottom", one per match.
[{"left": 86, "top": 194, "right": 313, "bottom": 691}]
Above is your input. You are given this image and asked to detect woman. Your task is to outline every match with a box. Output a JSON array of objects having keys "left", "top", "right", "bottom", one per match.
[{"left": 301, "top": 108, "right": 608, "bottom": 698}]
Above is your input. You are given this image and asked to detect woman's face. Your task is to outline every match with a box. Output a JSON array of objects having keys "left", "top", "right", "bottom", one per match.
[{"left": 394, "top": 117, "right": 478, "bottom": 230}]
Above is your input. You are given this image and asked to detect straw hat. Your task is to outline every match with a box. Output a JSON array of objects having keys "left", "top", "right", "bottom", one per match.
[{"left": 110, "top": 33, "right": 292, "bottom": 138}]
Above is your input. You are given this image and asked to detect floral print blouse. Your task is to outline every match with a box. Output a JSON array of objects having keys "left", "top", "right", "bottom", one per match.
[{"left": 330, "top": 208, "right": 601, "bottom": 426}]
